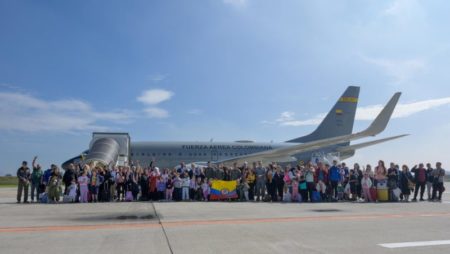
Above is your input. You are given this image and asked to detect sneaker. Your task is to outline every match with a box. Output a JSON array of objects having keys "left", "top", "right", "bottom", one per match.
[
  {"left": 420, "top": 198, "right": 425, "bottom": 201},
  {"left": 411, "top": 198, "right": 417, "bottom": 202}
]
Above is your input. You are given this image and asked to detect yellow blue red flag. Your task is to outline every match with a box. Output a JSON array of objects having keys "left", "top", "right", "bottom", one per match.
[{"left": 210, "top": 180, "right": 238, "bottom": 200}]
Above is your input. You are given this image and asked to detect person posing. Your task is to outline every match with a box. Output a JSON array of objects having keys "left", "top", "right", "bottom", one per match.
[
  {"left": 329, "top": 160, "right": 341, "bottom": 200},
  {"left": 89, "top": 169, "right": 104, "bottom": 203},
  {"left": 361, "top": 172, "right": 373, "bottom": 202},
  {"left": 62, "top": 163, "right": 76, "bottom": 195},
  {"left": 411, "top": 163, "right": 427, "bottom": 202},
  {"left": 156, "top": 176, "right": 166, "bottom": 201},
  {"left": 305, "top": 164, "right": 316, "bottom": 202},
  {"left": 432, "top": 162, "right": 446, "bottom": 202},
  {"left": 255, "top": 162, "right": 266, "bottom": 202},
  {"left": 399, "top": 165, "right": 414, "bottom": 202},
  {"left": 387, "top": 163, "right": 399, "bottom": 201},
  {"left": 426, "top": 163, "right": 434, "bottom": 201},
  {"left": 16, "top": 161, "right": 31, "bottom": 203},
  {"left": 201, "top": 179, "right": 210, "bottom": 201},
  {"left": 31, "top": 156, "right": 43, "bottom": 203},
  {"left": 374, "top": 160, "right": 387, "bottom": 187},
  {"left": 273, "top": 167, "right": 284, "bottom": 201},
  {"left": 165, "top": 176, "right": 174, "bottom": 201},
  {"left": 78, "top": 166, "right": 90, "bottom": 203},
  {"left": 181, "top": 173, "right": 190, "bottom": 201},
  {"left": 246, "top": 168, "right": 256, "bottom": 201},
  {"left": 48, "top": 166, "right": 62, "bottom": 203}
]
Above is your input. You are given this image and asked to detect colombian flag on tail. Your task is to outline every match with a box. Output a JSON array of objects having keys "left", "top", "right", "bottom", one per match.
[{"left": 210, "top": 180, "right": 238, "bottom": 200}]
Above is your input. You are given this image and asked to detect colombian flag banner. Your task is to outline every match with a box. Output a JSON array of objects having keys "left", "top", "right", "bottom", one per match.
[{"left": 210, "top": 180, "right": 238, "bottom": 200}]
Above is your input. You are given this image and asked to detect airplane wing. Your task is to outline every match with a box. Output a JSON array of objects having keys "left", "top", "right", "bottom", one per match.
[
  {"left": 335, "top": 134, "right": 409, "bottom": 153},
  {"left": 214, "top": 92, "right": 402, "bottom": 166}
]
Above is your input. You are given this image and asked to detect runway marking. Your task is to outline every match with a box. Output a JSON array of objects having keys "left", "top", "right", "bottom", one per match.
[
  {"left": 1, "top": 211, "right": 450, "bottom": 234},
  {"left": 379, "top": 240, "right": 450, "bottom": 248}
]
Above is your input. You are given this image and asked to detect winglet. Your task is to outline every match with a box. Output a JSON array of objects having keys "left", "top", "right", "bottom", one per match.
[{"left": 362, "top": 92, "right": 401, "bottom": 136}]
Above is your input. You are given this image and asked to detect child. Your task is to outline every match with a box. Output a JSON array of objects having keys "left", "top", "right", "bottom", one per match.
[
  {"left": 165, "top": 177, "right": 174, "bottom": 201},
  {"left": 156, "top": 176, "right": 166, "bottom": 201},
  {"left": 291, "top": 174, "right": 299, "bottom": 202},
  {"left": 361, "top": 173, "right": 373, "bottom": 202},
  {"left": 65, "top": 179, "right": 77, "bottom": 203},
  {"left": 181, "top": 173, "right": 190, "bottom": 201},
  {"left": 78, "top": 170, "right": 89, "bottom": 203},
  {"left": 282, "top": 185, "right": 291, "bottom": 202},
  {"left": 242, "top": 178, "right": 250, "bottom": 201},
  {"left": 173, "top": 174, "right": 182, "bottom": 201},
  {"left": 201, "top": 180, "right": 210, "bottom": 201}
]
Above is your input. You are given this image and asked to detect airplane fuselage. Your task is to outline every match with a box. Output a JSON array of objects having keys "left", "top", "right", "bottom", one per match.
[{"left": 130, "top": 141, "right": 348, "bottom": 168}]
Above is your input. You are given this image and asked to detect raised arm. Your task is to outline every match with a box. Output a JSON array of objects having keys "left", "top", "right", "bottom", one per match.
[{"left": 32, "top": 156, "right": 37, "bottom": 169}]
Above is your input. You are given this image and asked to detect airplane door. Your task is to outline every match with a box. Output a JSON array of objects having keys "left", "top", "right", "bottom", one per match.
[{"left": 210, "top": 149, "right": 219, "bottom": 162}]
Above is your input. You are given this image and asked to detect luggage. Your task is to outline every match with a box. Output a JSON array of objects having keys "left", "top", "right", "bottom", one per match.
[
  {"left": 39, "top": 193, "right": 48, "bottom": 204},
  {"left": 282, "top": 192, "right": 291, "bottom": 202},
  {"left": 370, "top": 187, "right": 377, "bottom": 201},
  {"left": 392, "top": 188, "right": 401, "bottom": 200},
  {"left": 377, "top": 188, "right": 388, "bottom": 201},
  {"left": 63, "top": 195, "right": 75, "bottom": 203},
  {"left": 312, "top": 191, "right": 321, "bottom": 202},
  {"left": 125, "top": 191, "right": 133, "bottom": 201}
]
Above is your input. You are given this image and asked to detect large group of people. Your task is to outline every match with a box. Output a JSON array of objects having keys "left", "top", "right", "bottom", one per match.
[{"left": 15, "top": 157, "right": 446, "bottom": 204}]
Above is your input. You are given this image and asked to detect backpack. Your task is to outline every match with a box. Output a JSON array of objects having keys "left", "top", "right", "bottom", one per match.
[{"left": 312, "top": 191, "right": 321, "bottom": 202}]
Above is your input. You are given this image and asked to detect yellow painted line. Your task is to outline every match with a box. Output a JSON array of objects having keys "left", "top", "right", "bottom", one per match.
[{"left": 1, "top": 212, "right": 449, "bottom": 234}]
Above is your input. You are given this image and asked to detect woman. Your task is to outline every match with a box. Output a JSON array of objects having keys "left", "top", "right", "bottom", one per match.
[
  {"left": 246, "top": 168, "right": 256, "bottom": 201},
  {"left": 48, "top": 166, "right": 62, "bottom": 203},
  {"left": 399, "top": 165, "right": 414, "bottom": 202},
  {"left": 374, "top": 160, "right": 387, "bottom": 187}
]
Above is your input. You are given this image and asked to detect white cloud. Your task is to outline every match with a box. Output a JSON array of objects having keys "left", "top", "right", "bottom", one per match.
[
  {"left": 383, "top": 0, "right": 421, "bottom": 18},
  {"left": 362, "top": 56, "right": 426, "bottom": 85},
  {"left": 356, "top": 97, "right": 450, "bottom": 120},
  {"left": 187, "top": 109, "right": 203, "bottom": 115},
  {"left": 143, "top": 107, "right": 169, "bottom": 118},
  {"left": 223, "top": 0, "right": 248, "bottom": 9},
  {"left": 267, "top": 97, "right": 450, "bottom": 127},
  {"left": 0, "top": 91, "right": 134, "bottom": 132},
  {"left": 137, "top": 89, "right": 174, "bottom": 105},
  {"left": 148, "top": 74, "right": 167, "bottom": 83}
]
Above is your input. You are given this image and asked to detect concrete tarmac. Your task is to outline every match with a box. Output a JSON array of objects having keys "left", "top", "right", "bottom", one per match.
[{"left": 1, "top": 187, "right": 450, "bottom": 254}]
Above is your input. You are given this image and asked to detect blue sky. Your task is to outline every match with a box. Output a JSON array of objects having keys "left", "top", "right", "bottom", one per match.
[{"left": 1, "top": 0, "right": 449, "bottom": 175}]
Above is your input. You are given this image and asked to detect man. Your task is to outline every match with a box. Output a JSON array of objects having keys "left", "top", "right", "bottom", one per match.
[
  {"left": 411, "top": 163, "right": 427, "bottom": 201},
  {"left": 329, "top": 160, "right": 341, "bottom": 200},
  {"left": 432, "top": 162, "right": 446, "bottom": 202},
  {"left": 425, "top": 163, "right": 434, "bottom": 200},
  {"left": 387, "top": 162, "right": 399, "bottom": 201},
  {"left": 254, "top": 161, "right": 266, "bottom": 201},
  {"left": 62, "top": 163, "right": 76, "bottom": 195},
  {"left": 204, "top": 162, "right": 215, "bottom": 181},
  {"left": 16, "top": 161, "right": 31, "bottom": 203},
  {"left": 31, "top": 156, "right": 43, "bottom": 202}
]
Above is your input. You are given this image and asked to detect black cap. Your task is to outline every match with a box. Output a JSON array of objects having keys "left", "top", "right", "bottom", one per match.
[{"left": 22, "top": 161, "right": 27, "bottom": 165}]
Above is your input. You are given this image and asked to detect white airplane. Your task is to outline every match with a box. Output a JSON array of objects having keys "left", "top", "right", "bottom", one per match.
[{"left": 62, "top": 87, "right": 407, "bottom": 169}]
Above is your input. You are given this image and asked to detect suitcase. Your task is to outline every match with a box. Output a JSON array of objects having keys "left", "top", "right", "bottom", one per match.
[
  {"left": 377, "top": 188, "right": 388, "bottom": 201},
  {"left": 370, "top": 187, "right": 377, "bottom": 201}
]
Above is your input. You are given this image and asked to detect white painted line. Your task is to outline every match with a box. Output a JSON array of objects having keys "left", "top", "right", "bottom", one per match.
[{"left": 379, "top": 240, "right": 450, "bottom": 248}]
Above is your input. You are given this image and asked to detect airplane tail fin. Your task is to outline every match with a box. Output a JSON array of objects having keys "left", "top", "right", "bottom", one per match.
[{"left": 286, "top": 86, "right": 360, "bottom": 143}]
